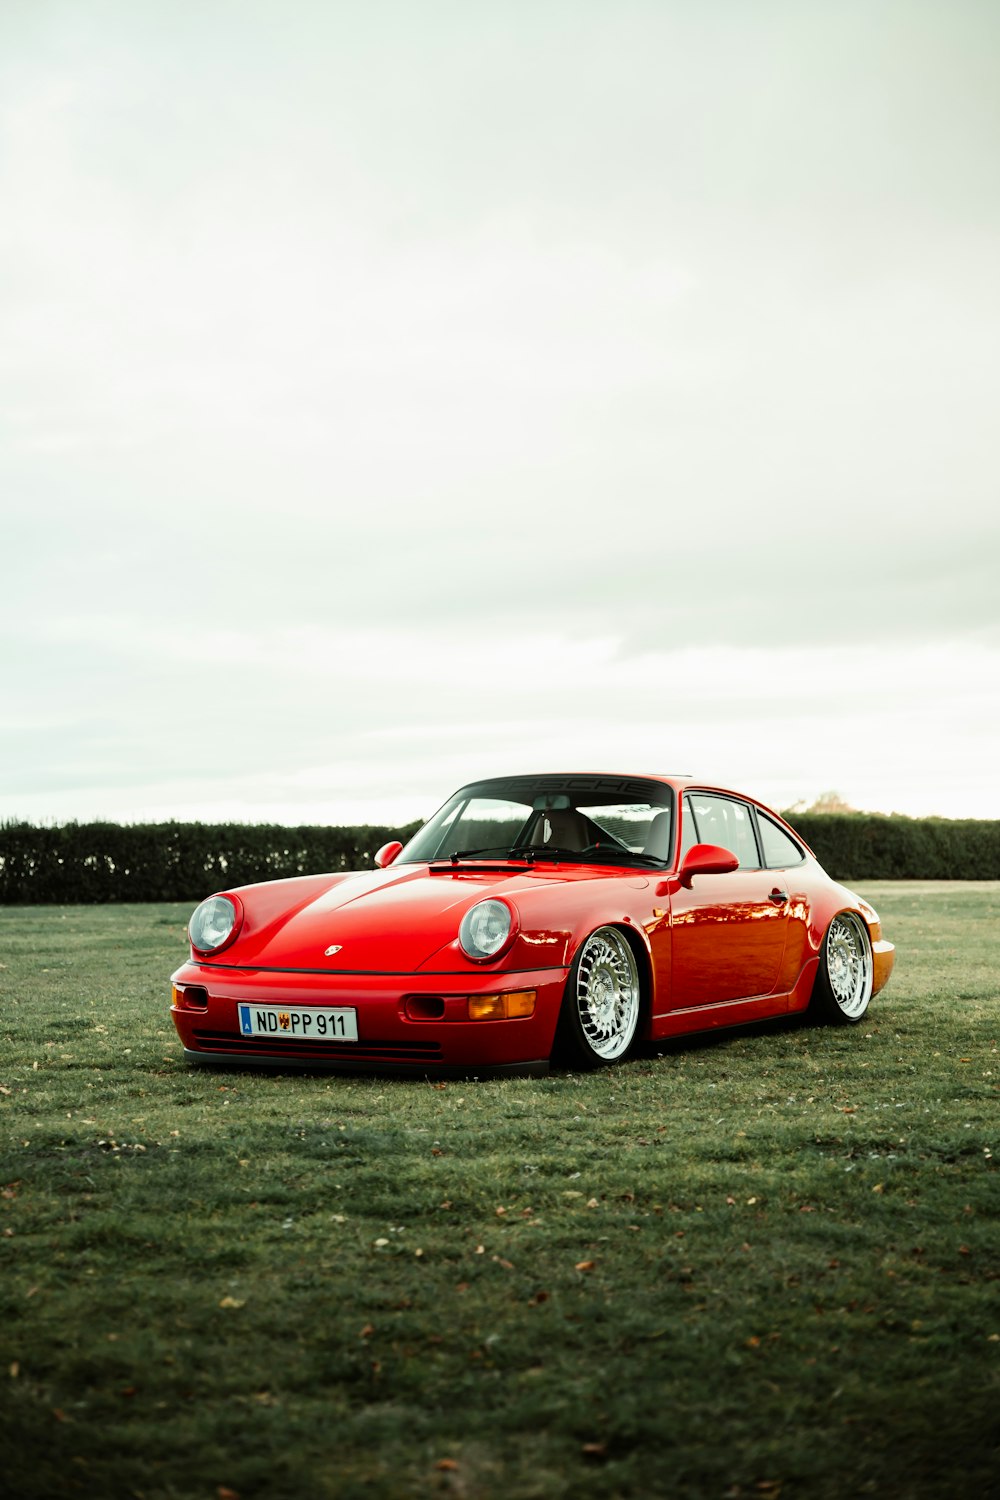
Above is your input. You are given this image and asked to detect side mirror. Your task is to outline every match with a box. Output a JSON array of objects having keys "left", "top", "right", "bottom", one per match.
[
  {"left": 374, "top": 840, "right": 403, "bottom": 869},
  {"left": 679, "top": 842, "right": 740, "bottom": 887}
]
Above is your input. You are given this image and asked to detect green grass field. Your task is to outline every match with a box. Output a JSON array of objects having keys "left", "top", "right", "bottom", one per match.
[{"left": 1, "top": 884, "right": 997, "bottom": 1500}]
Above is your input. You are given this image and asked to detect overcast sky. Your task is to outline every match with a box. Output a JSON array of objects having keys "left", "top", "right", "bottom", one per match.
[{"left": 3, "top": 0, "right": 998, "bottom": 830}]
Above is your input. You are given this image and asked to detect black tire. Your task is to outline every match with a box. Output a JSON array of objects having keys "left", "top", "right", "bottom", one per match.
[
  {"left": 811, "top": 912, "right": 874, "bottom": 1025},
  {"left": 557, "top": 926, "right": 642, "bottom": 1067}
]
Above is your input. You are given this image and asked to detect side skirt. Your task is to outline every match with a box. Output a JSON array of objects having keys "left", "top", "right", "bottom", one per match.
[{"left": 649, "top": 958, "right": 819, "bottom": 1040}]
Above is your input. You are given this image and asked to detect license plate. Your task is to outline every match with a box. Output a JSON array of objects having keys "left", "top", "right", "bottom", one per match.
[{"left": 237, "top": 1003, "right": 358, "bottom": 1043}]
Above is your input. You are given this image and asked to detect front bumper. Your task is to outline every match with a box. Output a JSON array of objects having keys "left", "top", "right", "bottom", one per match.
[
  {"left": 872, "top": 938, "right": 895, "bottom": 998},
  {"left": 170, "top": 961, "right": 569, "bottom": 1074}
]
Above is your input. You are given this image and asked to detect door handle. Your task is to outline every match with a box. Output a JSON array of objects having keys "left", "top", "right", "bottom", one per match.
[{"left": 768, "top": 888, "right": 789, "bottom": 905}]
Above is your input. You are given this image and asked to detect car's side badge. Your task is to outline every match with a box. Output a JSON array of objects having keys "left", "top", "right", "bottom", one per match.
[{"left": 324, "top": 945, "right": 343, "bottom": 957}]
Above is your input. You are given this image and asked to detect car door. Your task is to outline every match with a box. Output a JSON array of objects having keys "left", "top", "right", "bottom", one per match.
[
  {"left": 668, "top": 792, "right": 792, "bottom": 1008},
  {"left": 755, "top": 807, "right": 812, "bottom": 994}
]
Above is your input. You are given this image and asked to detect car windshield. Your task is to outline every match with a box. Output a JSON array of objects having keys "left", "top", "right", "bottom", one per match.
[{"left": 397, "top": 775, "right": 675, "bottom": 868}]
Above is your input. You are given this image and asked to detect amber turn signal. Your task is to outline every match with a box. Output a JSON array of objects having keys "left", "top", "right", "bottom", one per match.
[
  {"left": 172, "top": 984, "right": 208, "bottom": 1010},
  {"left": 467, "top": 990, "right": 536, "bottom": 1021}
]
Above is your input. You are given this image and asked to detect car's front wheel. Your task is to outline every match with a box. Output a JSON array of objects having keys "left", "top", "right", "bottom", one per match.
[
  {"left": 812, "top": 912, "right": 874, "bottom": 1024},
  {"left": 558, "top": 926, "right": 642, "bottom": 1066}
]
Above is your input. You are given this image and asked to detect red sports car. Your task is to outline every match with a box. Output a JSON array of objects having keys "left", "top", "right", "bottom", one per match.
[{"left": 170, "top": 772, "right": 894, "bottom": 1074}]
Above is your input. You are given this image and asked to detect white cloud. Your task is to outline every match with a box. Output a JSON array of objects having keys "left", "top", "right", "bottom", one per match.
[
  {"left": 5, "top": 622, "right": 998, "bottom": 822},
  {"left": 2, "top": 2, "right": 999, "bottom": 827}
]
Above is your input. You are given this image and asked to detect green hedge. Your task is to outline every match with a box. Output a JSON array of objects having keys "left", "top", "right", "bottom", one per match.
[
  {"left": 0, "top": 821, "right": 421, "bottom": 905},
  {"left": 0, "top": 814, "right": 997, "bottom": 904},
  {"left": 785, "top": 814, "right": 1000, "bottom": 883}
]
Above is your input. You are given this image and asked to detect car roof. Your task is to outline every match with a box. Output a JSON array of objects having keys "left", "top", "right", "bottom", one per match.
[{"left": 454, "top": 771, "right": 693, "bottom": 796}]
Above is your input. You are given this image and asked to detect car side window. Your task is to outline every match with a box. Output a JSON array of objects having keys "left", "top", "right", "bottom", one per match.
[
  {"left": 685, "top": 794, "right": 761, "bottom": 870},
  {"left": 679, "top": 797, "right": 700, "bottom": 859},
  {"left": 757, "top": 812, "right": 805, "bottom": 869}
]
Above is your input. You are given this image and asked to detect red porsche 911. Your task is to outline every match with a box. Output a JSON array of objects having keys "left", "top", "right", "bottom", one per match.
[{"left": 170, "top": 772, "right": 894, "bottom": 1075}]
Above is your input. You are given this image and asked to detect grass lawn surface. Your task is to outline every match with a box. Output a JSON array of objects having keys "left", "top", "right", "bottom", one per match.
[{"left": 1, "top": 883, "right": 997, "bottom": 1499}]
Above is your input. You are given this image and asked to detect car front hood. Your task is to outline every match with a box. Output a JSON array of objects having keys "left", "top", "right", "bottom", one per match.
[{"left": 213, "top": 863, "right": 569, "bottom": 973}]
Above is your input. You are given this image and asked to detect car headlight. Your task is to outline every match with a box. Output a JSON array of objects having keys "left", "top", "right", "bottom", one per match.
[
  {"left": 459, "top": 899, "right": 515, "bottom": 961},
  {"left": 189, "top": 895, "right": 241, "bottom": 955}
]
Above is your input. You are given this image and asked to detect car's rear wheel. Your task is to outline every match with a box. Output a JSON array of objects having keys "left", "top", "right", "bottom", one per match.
[
  {"left": 558, "top": 926, "right": 642, "bottom": 1066},
  {"left": 812, "top": 912, "right": 874, "bottom": 1024}
]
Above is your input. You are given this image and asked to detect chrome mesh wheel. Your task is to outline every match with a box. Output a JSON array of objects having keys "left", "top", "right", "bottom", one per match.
[
  {"left": 574, "top": 927, "right": 641, "bottom": 1060},
  {"left": 825, "top": 913, "right": 874, "bottom": 1020}
]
